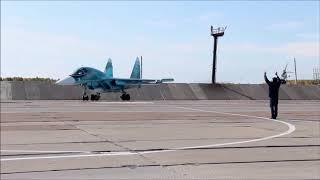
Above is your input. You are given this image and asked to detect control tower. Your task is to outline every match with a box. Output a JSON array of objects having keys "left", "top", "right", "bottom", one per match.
[{"left": 210, "top": 26, "right": 226, "bottom": 84}]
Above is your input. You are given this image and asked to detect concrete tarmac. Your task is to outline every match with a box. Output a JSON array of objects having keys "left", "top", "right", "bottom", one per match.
[{"left": 1, "top": 100, "right": 319, "bottom": 179}]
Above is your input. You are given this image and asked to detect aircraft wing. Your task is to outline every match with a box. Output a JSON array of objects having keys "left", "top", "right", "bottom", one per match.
[
  {"left": 107, "top": 78, "right": 174, "bottom": 86},
  {"left": 56, "top": 77, "right": 174, "bottom": 87}
]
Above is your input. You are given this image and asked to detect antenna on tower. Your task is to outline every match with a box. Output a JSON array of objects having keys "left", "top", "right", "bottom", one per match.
[
  {"left": 294, "top": 58, "right": 298, "bottom": 84},
  {"left": 140, "top": 56, "right": 143, "bottom": 79},
  {"left": 210, "top": 25, "right": 226, "bottom": 84}
]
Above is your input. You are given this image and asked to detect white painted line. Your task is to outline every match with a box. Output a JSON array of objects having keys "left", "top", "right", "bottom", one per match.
[
  {"left": 0, "top": 150, "right": 91, "bottom": 153},
  {"left": 91, "top": 102, "right": 154, "bottom": 104},
  {"left": 0, "top": 106, "right": 296, "bottom": 161},
  {"left": 173, "top": 107, "right": 296, "bottom": 150},
  {"left": 0, "top": 150, "right": 176, "bottom": 161},
  {"left": 0, "top": 152, "right": 138, "bottom": 161},
  {"left": 2, "top": 110, "right": 184, "bottom": 113}
]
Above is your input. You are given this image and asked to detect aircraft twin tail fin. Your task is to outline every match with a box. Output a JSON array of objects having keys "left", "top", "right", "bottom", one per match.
[
  {"left": 130, "top": 57, "right": 141, "bottom": 79},
  {"left": 104, "top": 58, "right": 113, "bottom": 78}
]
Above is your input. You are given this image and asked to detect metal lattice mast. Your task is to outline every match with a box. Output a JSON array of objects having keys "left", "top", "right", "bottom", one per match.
[{"left": 210, "top": 26, "right": 226, "bottom": 84}]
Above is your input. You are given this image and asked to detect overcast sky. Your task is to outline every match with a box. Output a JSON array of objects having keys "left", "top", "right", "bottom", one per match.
[{"left": 1, "top": 1, "right": 319, "bottom": 83}]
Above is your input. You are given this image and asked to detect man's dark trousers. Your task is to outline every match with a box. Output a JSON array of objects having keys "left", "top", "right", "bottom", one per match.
[{"left": 270, "top": 98, "right": 278, "bottom": 119}]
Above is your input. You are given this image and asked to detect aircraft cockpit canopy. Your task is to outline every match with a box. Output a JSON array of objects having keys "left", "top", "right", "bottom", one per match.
[{"left": 70, "top": 67, "right": 88, "bottom": 78}]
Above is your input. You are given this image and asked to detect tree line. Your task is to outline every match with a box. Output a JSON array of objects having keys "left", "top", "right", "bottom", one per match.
[{"left": 0, "top": 77, "right": 57, "bottom": 82}]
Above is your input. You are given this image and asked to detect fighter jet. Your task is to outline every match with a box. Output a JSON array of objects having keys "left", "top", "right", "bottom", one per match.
[{"left": 56, "top": 57, "right": 174, "bottom": 101}]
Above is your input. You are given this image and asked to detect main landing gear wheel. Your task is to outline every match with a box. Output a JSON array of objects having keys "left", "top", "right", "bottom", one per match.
[{"left": 120, "top": 93, "right": 130, "bottom": 101}]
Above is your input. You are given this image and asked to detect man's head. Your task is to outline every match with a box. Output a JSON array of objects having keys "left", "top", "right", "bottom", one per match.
[{"left": 272, "top": 77, "right": 277, "bottom": 82}]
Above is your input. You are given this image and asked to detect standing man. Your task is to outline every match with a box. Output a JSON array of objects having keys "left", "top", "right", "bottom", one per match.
[{"left": 264, "top": 72, "right": 281, "bottom": 119}]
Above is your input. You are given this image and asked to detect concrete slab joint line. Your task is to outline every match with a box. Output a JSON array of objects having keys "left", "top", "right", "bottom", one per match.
[
  {"left": 221, "top": 85, "right": 254, "bottom": 100},
  {"left": 189, "top": 84, "right": 207, "bottom": 100},
  {"left": 0, "top": 106, "right": 296, "bottom": 162}
]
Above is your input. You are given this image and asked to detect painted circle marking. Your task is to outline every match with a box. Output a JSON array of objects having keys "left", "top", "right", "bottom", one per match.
[{"left": 1, "top": 106, "right": 296, "bottom": 161}]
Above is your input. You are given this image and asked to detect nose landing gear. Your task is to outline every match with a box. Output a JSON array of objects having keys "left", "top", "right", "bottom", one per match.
[
  {"left": 120, "top": 93, "right": 130, "bottom": 101},
  {"left": 90, "top": 93, "right": 101, "bottom": 101},
  {"left": 82, "top": 86, "right": 100, "bottom": 101},
  {"left": 82, "top": 94, "right": 89, "bottom": 101},
  {"left": 82, "top": 85, "right": 89, "bottom": 101}
]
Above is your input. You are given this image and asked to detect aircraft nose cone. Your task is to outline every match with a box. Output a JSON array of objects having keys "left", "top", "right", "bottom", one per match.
[{"left": 56, "top": 76, "right": 76, "bottom": 85}]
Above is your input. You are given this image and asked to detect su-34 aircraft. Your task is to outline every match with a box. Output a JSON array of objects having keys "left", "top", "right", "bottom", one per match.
[{"left": 56, "top": 57, "right": 174, "bottom": 101}]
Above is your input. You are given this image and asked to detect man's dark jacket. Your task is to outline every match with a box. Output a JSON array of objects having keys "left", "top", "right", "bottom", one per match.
[{"left": 264, "top": 75, "right": 281, "bottom": 99}]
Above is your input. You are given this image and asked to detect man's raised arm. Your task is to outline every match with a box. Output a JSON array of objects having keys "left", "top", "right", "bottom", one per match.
[
  {"left": 275, "top": 72, "right": 280, "bottom": 81},
  {"left": 264, "top": 72, "right": 270, "bottom": 85},
  {"left": 275, "top": 72, "right": 281, "bottom": 85}
]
